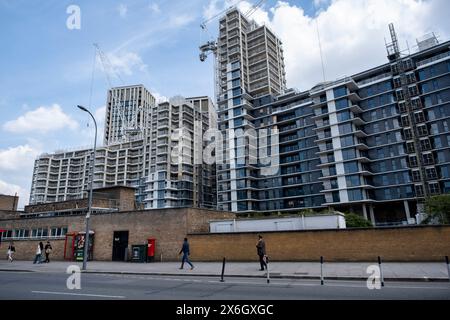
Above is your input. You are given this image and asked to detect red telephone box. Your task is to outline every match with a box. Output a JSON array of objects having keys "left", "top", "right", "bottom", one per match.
[{"left": 147, "top": 238, "right": 156, "bottom": 262}]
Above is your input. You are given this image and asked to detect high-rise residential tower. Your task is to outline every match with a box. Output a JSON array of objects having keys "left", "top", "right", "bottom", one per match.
[
  {"left": 216, "top": 8, "right": 287, "bottom": 212},
  {"left": 30, "top": 85, "right": 216, "bottom": 210}
]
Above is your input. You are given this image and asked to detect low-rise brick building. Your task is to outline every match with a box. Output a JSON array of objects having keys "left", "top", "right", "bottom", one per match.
[{"left": 0, "top": 187, "right": 235, "bottom": 261}]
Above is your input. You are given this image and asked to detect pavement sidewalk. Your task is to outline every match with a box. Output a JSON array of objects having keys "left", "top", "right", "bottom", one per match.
[{"left": 1, "top": 260, "right": 449, "bottom": 282}]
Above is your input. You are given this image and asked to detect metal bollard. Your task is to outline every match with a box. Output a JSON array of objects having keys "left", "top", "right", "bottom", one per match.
[
  {"left": 446, "top": 256, "right": 450, "bottom": 282},
  {"left": 320, "top": 256, "right": 324, "bottom": 285},
  {"left": 378, "top": 256, "right": 385, "bottom": 287},
  {"left": 266, "top": 256, "right": 270, "bottom": 284},
  {"left": 220, "top": 257, "right": 226, "bottom": 282}
]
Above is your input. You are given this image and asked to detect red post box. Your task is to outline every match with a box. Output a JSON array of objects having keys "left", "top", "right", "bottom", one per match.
[{"left": 147, "top": 238, "right": 156, "bottom": 262}]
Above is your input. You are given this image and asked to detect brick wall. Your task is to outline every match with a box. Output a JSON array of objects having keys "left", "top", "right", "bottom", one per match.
[
  {"left": 188, "top": 226, "right": 450, "bottom": 262},
  {"left": 0, "top": 208, "right": 235, "bottom": 262},
  {"left": 1, "top": 239, "right": 66, "bottom": 261},
  {"left": 0, "top": 195, "right": 18, "bottom": 211}
]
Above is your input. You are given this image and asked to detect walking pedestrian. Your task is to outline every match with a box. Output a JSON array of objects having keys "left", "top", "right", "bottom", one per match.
[
  {"left": 33, "top": 242, "right": 43, "bottom": 264},
  {"left": 44, "top": 241, "right": 52, "bottom": 263},
  {"left": 7, "top": 242, "right": 15, "bottom": 262},
  {"left": 178, "top": 238, "right": 194, "bottom": 270},
  {"left": 256, "top": 235, "right": 267, "bottom": 271}
]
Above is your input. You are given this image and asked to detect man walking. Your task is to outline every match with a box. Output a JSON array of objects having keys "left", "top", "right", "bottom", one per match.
[
  {"left": 44, "top": 241, "right": 52, "bottom": 263},
  {"left": 179, "top": 238, "right": 194, "bottom": 270},
  {"left": 256, "top": 235, "right": 267, "bottom": 271}
]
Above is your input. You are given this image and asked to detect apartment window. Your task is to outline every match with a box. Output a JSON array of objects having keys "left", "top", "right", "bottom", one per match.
[
  {"left": 339, "top": 123, "right": 353, "bottom": 135},
  {"left": 346, "top": 175, "right": 361, "bottom": 187},
  {"left": 332, "top": 191, "right": 340, "bottom": 203},
  {"left": 335, "top": 99, "right": 349, "bottom": 111},
  {"left": 406, "top": 142, "right": 415, "bottom": 154},
  {"left": 422, "top": 153, "right": 434, "bottom": 165},
  {"left": 341, "top": 136, "right": 355, "bottom": 147},
  {"left": 344, "top": 161, "right": 359, "bottom": 173},
  {"left": 429, "top": 182, "right": 440, "bottom": 195},
  {"left": 393, "top": 77, "right": 402, "bottom": 88},
  {"left": 409, "top": 156, "right": 418, "bottom": 167},
  {"left": 396, "top": 90, "right": 404, "bottom": 101},
  {"left": 232, "top": 88, "right": 241, "bottom": 97},
  {"left": 415, "top": 185, "right": 424, "bottom": 197},
  {"left": 233, "top": 108, "right": 242, "bottom": 117},
  {"left": 348, "top": 189, "right": 364, "bottom": 201},
  {"left": 411, "top": 170, "right": 421, "bottom": 182},
  {"left": 398, "top": 102, "right": 407, "bottom": 113},
  {"left": 414, "top": 112, "right": 425, "bottom": 123},
  {"left": 333, "top": 86, "right": 347, "bottom": 99},
  {"left": 400, "top": 115, "right": 410, "bottom": 127},
  {"left": 426, "top": 168, "right": 438, "bottom": 180},
  {"left": 408, "top": 86, "right": 419, "bottom": 97},
  {"left": 403, "top": 129, "right": 413, "bottom": 140},
  {"left": 233, "top": 97, "right": 241, "bottom": 106},
  {"left": 232, "top": 79, "right": 241, "bottom": 88},
  {"left": 417, "top": 125, "right": 428, "bottom": 137},
  {"left": 420, "top": 139, "right": 432, "bottom": 151},
  {"left": 342, "top": 148, "right": 357, "bottom": 160},
  {"left": 337, "top": 111, "right": 351, "bottom": 121}
]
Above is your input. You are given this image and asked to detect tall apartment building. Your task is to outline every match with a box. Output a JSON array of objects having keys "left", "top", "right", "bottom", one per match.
[
  {"left": 215, "top": 8, "right": 450, "bottom": 225},
  {"left": 216, "top": 8, "right": 287, "bottom": 212},
  {"left": 104, "top": 85, "right": 155, "bottom": 145},
  {"left": 29, "top": 86, "right": 216, "bottom": 210}
]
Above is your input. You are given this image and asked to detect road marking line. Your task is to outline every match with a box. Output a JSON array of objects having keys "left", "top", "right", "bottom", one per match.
[{"left": 31, "top": 291, "right": 125, "bottom": 299}]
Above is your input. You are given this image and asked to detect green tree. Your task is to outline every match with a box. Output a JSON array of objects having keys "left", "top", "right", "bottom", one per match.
[
  {"left": 425, "top": 194, "right": 450, "bottom": 224},
  {"left": 345, "top": 213, "right": 373, "bottom": 228}
]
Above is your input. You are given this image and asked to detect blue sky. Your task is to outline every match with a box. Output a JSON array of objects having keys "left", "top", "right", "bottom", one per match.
[{"left": 0, "top": 0, "right": 449, "bottom": 208}]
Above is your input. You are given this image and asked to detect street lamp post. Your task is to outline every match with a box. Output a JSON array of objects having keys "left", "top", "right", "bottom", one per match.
[{"left": 77, "top": 105, "right": 97, "bottom": 271}]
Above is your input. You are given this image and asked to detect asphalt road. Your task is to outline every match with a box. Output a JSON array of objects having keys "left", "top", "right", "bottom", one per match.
[{"left": 0, "top": 271, "right": 449, "bottom": 300}]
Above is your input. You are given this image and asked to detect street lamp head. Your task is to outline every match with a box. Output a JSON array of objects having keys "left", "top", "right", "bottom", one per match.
[{"left": 77, "top": 105, "right": 89, "bottom": 112}]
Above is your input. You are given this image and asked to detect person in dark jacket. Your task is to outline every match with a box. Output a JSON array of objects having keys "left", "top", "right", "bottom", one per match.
[
  {"left": 44, "top": 241, "right": 53, "bottom": 263},
  {"left": 256, "top": 235, "right": 267, "bottom": 271},
  {"left": 178, "top": 238, "right": 194, "bottom": 270}
]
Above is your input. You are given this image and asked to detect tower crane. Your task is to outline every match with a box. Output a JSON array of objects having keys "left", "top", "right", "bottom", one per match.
[
  {"left": 198, "top": 0, "right": 267, "bottom": 101},
  {"left": 94, "top": 43, "right": 143, "bottom": 143},
  {"left": 198, "top": 0, "right": 267, "bottom": 63}
]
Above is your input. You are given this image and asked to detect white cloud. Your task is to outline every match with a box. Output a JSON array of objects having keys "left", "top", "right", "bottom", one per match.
[
  {"left": 0, "top": 144, "right": 41, "bottom": 209},
  {"left": 106, "top": 51, "right": 148, "bottom": 76},
  {"left": 267, "top": 0, "right": 450, "bottom": 90},
  {"left": 3, "top": 104, "right": 78, "bottom": 134},
  {"left": 118, "top": 4, "right": 128, "bottom": 18},
  {"left": 151, "top": 91, "right": 169, "bottom": 104},
  {"left": 149, "top": 2, "right": 161, "bottom": 14},
  {"left": 204, "top": 0, "right": 450, "bottom": 91},
  {"left": 0, "top": 145, "right": 40, "bottom": 171}
]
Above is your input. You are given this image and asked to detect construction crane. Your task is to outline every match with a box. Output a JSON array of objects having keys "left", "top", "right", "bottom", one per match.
[
  {"left": 198, "top": 0, "right": 267, "bottom": 63},
  {"left": 199, "top": 0, "right": 267, "bottom": 101},
  {"left": 94, "top": 43, "right": 144, "bottom": 143}
]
